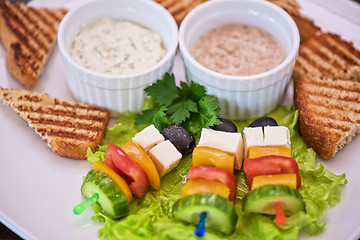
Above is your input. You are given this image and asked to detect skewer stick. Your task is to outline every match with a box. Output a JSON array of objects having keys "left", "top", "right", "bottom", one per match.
[
  {"left": 274, "top": 202, "right": 286, "bottom": 225},
  {"left": 73, "top": 193, "right": 100, "bottom": 215},
  {"left": 194, "top": 212, "right": 207, "bottom": 237}
]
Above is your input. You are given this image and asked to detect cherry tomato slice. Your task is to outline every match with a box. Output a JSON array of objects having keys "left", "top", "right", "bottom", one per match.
[
  {"left": 122, "top": 140, "right": 160, "bottom": 190},
  {"left": 187, "top": 166, "right": 237, "bottom": 203},
  {"left": 243, "top": 155, "right": 301, "bottom": 189},
  {"left": 105, "top": 141, "right": 149, "bottom": 198}
]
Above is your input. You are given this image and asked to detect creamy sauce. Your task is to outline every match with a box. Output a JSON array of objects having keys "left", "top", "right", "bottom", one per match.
[
  {"left": 191, "top": 24, "right": 286, "bottom": 76},
  {"left": 71, "top": 18, "right": 166, "bottom": 75}
]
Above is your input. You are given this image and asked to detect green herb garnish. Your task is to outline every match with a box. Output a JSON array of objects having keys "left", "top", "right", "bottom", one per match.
[{"left": 135, "top": 73, "right": 221, "bottom": 136}]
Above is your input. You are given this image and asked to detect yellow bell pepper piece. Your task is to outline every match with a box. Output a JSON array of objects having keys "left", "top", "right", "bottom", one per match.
[
  {"left": 247, "top": 146, "right": 291, "bottom": 159},
  {"left": 182, "top": 179, "right": 230, "bottom": 200},
  {"left": 93, "top": 161, "right": 133, "bottom": 203},
  {"left": 122, "top": 140, "right": 161, "bottom": 190},
  {"left": 251, "top": 174, "right": 297, "bottom": 191},
  {"left": 192, "top": 146, "right": 234, "bottom": 173}
]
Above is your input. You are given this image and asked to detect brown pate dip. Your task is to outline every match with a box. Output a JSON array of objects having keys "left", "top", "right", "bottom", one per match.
[{"left": 191, "top": 24, "right": 286, "bottom": 76}]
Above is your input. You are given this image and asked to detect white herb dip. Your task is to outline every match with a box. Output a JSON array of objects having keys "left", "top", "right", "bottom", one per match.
[{"left": 71, "top": 18, "right": 166, "bottom": 75}]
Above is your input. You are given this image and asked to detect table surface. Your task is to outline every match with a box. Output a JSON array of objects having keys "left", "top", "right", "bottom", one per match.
[{"left": 1, "top": 0, "right": 360, "bottom": 239}]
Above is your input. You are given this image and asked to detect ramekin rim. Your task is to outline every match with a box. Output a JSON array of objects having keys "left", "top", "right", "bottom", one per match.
[
  {"left": 178, "top": 0, "right": 300, "bottom": 82},
  {"left": 57, "top": 0, "right": 178, "bottom": 81}
]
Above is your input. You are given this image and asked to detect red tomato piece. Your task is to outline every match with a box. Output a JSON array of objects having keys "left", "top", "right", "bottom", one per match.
[
  {"left": 243, "top": 155, "right": 301, "bottom": 189},
  {"left": 105, "top": 141, "right": 149, "bottom": 198},
  {"left": 187, "top": 166, "right": 237, "bottom": 203}
]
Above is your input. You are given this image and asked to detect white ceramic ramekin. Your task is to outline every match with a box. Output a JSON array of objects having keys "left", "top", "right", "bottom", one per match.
[
  {"left": 179, "top": 0, "right": 299, "bottom": 120},
  {"left": 58, "top": 0, "right": 178, "bottom": 117}
]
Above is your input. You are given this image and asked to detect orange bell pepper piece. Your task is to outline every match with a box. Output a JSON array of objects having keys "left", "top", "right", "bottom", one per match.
[
  {"left": 192, "top": 146, "right": 234, "bottom": 173},
  {"left": 182, "top": 179, "right": 230, "bottom": 200},
  {"left": 122, "top": 140, "right": 161, "bottom": 190},
  {"left": 248, "top": 146, "right": 291, "bottom": 159},
  {"left": 93, "top": 161, "right": 133, "bottom": 203},
  {"left": 251, "top": 174, "right": 297, "bottom": 191}
]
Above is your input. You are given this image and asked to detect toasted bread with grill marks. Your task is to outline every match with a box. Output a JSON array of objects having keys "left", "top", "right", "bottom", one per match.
[
  {"left": 267, "top": 0, "right": 320, "bottom": 42},
  {"left": 154, "top": 0, "right": 208, "bottom": 26},
  {"left": 0, "top": 87, "right": 110, "bottom": 159},
  {"left": 267, "top": 0, "right": 301, "bottom": 14},
  {"left": 294, "top": 32, "right": 360, "bottom": 81},
  {"left": 294, "top": 74, "right": 360, "bottom": 159},
  {"left": 0, "top": 1, "right": 67, "bottom": 89},
  {"left": 289, "top": 12, "right": 321, "bottom": 43}
]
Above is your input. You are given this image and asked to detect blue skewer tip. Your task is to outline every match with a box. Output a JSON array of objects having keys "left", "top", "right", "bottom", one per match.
[{"left": 194, "top": 212, "right": 207, "bottom": 237}]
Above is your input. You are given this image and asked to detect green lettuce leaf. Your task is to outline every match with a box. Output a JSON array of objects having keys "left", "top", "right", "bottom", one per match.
[
  {"left": 84, "top": 106, "right": 347, "bottom": 240},
  {"left": 86, "top": 111, "right": 146, "bottom": 164}
]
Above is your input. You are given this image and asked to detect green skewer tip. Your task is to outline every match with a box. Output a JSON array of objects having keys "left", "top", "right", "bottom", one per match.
[{"left": 73, "top": 193, "right": 99, "bottom": 215}]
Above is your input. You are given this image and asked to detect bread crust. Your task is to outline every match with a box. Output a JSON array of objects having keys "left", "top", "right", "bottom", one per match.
[
  {"left": 294, "top": 32, "right": 360, "bottom": 80},
  {"left": 6, "top": 42, "right": 40, "bottom": 89},
  {"left": 290, "top": 12, "right": 321, "bottom": 43},
  {"left": 154, "top": 0, "right": 208, "bottom": 25},
  {"left": 0, "top": 1, "right": 67, "bottom": 89},
  {"left": 0, "top": 87, "right": 110, "bottom": 159},
  {"left": 294, "top": 73, "right": 360, "bottom": 159}
]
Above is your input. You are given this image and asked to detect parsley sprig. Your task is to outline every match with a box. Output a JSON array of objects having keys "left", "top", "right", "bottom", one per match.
[{"left": 135, "top": 73, "right": 221, "bottom": 136}]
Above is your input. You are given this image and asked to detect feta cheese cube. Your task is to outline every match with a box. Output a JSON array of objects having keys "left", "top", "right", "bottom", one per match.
[
  {"left": 243, "top": 126, "right": 291, "bottom": 159},
  {"left": 197, "top": 128, "right": 243, "bottom": 169},
  {"left": 149, "top": 140, "right": 182, "bottom": 177},
  {"left": 132, "top": 124, "right": 164, "bottom": 154},
  {"left": 243, "top": 127, "right": 264, "bottom": 158},
  {"left": 263, "top": 126, "right": 291, "bottom": 148}
]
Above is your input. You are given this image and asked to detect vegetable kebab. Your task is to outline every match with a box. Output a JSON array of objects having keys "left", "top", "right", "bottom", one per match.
[
  {"left": 242, "top": 117, "right": 304, "bottom": 226},
  {"left": 173, "top": 123, "right": 242, "bottom": 236},
  {"left": 74, "top": 124, "right": 191, "bottom": 218}
]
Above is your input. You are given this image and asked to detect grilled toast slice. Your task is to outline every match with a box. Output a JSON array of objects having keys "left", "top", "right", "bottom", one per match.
[
  {"left": 154, "top": 0, "right": 208, "bottom": 26},
  {"left": 0, "top": 1, "right": 67, "bottom": 89},
  {"left": 294, "top": 32, "right": 360, "bottom": 80},
  {"left": 267, "top": 0, "right": 301, "bottom": 14},
  {"left": 0, "top": 87, "right": 110, "bottom": 159},
  {"left": 267, "top": 0, "right": 320, "bottom": 42},
  {"left": 289, "top": 12, "right": 321, "bottom": 43},
  {"left": 294, "top": 74, "right": 360, "bottom": 159}
]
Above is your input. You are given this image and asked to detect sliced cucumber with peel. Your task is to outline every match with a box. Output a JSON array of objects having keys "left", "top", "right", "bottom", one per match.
[
  {"left": 244, "top": 185, "right": 304, "bottom": 216},
  {"left": 81, "top": 169, "right": 129, "bottom": 219},
  {"left": 173, "top": 193, "right": 237, "bottom": 235}
]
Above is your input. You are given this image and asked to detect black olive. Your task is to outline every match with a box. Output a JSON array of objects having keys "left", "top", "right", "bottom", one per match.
[
  {"left": 210, "top": 118, "right": 238, "bottom": 132},
  {"left": 249, "top": 117, "right": 278, "bottom": 128},
  {"left": 161, "top": 125, "right": 196, "bottom": 156}
]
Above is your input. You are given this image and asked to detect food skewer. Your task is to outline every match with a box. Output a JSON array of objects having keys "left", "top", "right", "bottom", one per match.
[
  {"left": 173, "top": 122, "right": 241, "bottom": 236},
  {"left": 243, "top": 117, "right": 305, "bottom": 226},
  {"left": 74, "top": 124, "right": 185, "bottom": 219}
]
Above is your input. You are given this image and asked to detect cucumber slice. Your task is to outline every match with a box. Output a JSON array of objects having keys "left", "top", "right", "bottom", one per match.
[
  {"left": 244, "top": 185, "right": 304, "bottom": 216},
  {"left": 81, "top": 169, "right": 129, "bottom": 219},
  {"left": 173, "top": 193, "right": 237, "bottom": 235}
]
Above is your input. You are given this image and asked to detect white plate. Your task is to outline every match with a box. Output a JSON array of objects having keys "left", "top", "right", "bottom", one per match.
[{"left": 0, "top": 0, "right": 359, "bottom": 239}]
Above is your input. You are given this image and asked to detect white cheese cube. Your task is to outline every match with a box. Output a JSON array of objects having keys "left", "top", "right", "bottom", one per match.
[
  {"left": 132, "top": 124, "right": 165, "bottom": 154},
  {"left": 243, "top": 126, "right": 291, "bottom": 158},
  {"left": 263, "top": 126, "right": 291, "bottom": 148},
  {"left": 197, "top": 128, "right": 243, "bottom": 170},
  {"left": 149, "top": 140, "right": 182, "bottom": 177},
  {"left": 243, "top": 127, "right": 264, "bottom": 159}
]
